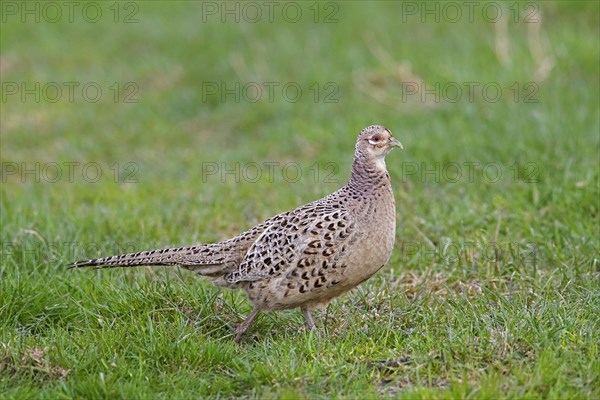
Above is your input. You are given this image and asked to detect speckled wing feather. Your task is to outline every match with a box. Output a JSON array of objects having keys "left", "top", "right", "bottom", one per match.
[{"left": 222, "top": 201, "right": 357, "bottom": 286}]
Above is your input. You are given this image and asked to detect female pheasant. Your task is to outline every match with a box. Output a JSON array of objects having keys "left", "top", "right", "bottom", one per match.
[{"left": 70, "top": 125, "right": 403, "bottom": 342}]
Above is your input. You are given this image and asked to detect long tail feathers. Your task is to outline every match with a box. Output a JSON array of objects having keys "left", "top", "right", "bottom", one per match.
[
  {"left": 68, "top": 243, "right": 242, "bottom": 277},
  {"left": 69, "top": 225, "right": 266, "bottom": 276}
]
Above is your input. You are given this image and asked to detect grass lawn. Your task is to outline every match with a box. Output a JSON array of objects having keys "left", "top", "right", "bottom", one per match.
[{"left": 1, "top": 1, "right": 598, "bottom": 398}]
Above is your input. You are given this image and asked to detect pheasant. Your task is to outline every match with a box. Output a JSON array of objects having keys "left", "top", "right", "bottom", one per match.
[{"left": 69, "top": 125, "right": 403, "bottom": 342}]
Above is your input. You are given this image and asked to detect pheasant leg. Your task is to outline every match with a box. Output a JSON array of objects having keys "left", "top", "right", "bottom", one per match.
[
  {"left": 301, "top": 307, "right": 316, "bottom": 331},
  {"left": 235, "top": 306, "right": 260, "bottom": 343}
]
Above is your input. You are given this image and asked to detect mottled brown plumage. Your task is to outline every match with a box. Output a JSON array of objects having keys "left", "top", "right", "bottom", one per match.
[{"left": 69, "top": 125, "right": 403, "bottom": 342}]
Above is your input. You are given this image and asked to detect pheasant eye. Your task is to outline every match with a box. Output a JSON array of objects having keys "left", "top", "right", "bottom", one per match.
[{"left": 368, "top": 134, "right": 383, "bottom": 144}]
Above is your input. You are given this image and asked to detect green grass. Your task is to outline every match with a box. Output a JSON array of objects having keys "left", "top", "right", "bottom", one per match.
[{"left": 1, "top": 1, "right": 598, "bottom": 398}]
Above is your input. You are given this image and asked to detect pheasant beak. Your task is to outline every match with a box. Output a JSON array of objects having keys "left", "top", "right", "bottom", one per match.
[{"left": 389, "top": 137, "right": 403, "bottom": 149}]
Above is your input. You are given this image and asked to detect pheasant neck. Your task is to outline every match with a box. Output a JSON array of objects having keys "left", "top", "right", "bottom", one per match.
[{"left": 348, "top": 155, "right": 391, "bottom": 193}]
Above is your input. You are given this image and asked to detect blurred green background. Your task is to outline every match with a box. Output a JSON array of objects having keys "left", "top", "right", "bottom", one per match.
[{"left": 1, "top": 1, "right": 598, "bottom": 398}]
